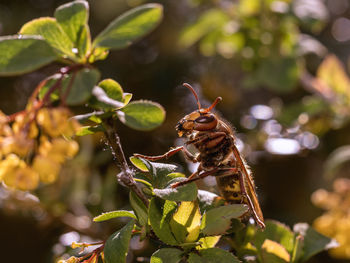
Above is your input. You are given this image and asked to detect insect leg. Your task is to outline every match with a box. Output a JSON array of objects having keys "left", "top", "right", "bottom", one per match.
[
  {"left": 171, "top": 170, "right": 199, "bottom": 188},
  {"left": 171, "top": 167, "right": 239, "bottom": 188},
  {"left": 181, "top": 147, "right": 198, "bottom": 162},
  {"left": 238, "top": 172, "right": 265, "bottom": 229},
  {"left": 134, "top": 146, "right": 197, "bottom": 162},
  {"left": 171, "top": 168, "right": 218, "bottom": 188}
]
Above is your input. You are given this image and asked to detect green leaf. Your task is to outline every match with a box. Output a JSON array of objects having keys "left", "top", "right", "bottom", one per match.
[
  {"left": 123, "top": 93, "right": 133, "bottom": 105},
  {"left": 197, "top": 29, "right": 221, "bottom": 57},
  {"left": 130, "top": 158, "right": 177, "bottom": 188},
  {"left": 104, "top": 220, "right": 135, "bottom": 263},
  {"left": 234, "top": 223, "right": 257, "bottom": 248},
  {"left": 260, "top": 239, "right": 291, "bottom": 263},
  {"left": 148, "top": 163, "right": 178, "bottom": 189},
  {"left": 239, "top": 0, "right": 261, "bottom": 16},
  {"left": 166, "top": 172, "right": 185, "bottom": 180},
  {"left": 246, "top": 57, "right": 300, "bottom": 93},
  {"left": 293, "top": 223, "right": 338, "bottom": 262},
  {"left": 154, "top": 177, "right": 198, "bottom": 202},
  {"left": 93, "top": 3, "right": 163, "bottom": 50},
  {"left": 201, "top": 204, "right": 248, "bottom": 236},
  {"left": 187, "top": 253, "right": 203, "bottom": 263},
  {"left": 134, "top": 178, "right": 153, "bottom": 189},
  {"left": 316, "top": 54, "right": 350, "bottom": 100},
  {"left": 89, "top": 114, "right": 102, "bottom": 124},
  {"left": 150, "top": 248, "right": 183, "bottom": 263},
  {"left": 197, "top": 236, "right": 221, "bottom": 250},
  {"left": 197, "top": 190, "right": 224, "bottom": 214},
  {"left": 76, "top": 125, "right": 104, "bottom": 136},
  {"left": 188, "top": 248, "right": 240, "bottom": 263},
  {"left": 93, "top": 210, "right": 136, "bottom": 222},
  {"left": 118, "top": 100, "right": 165, "bottom": 131},
  {"left": 129, "top": 191, "right": 148, "bottom": 226},
  {"left": 170, "top": 201, "right": 201, "bottom": 243},
  {"left": 291, "top": 235, "right": 304, "bottom": 263},
  {"left": 88, "top": 46, "right": 109, "bottom": 62},
  {"left": 98, "top": 78, "right": 123, "bottom": 101},
  {"left": 54, "top": 0, "right": 91, "bottom": 57},
  {"left": 130, "top": 156, "right": 149, "bottom": 172},
  {"left": 253, "top": 220, "right": 295, "bottom": 255},
  {"left": 178, "top": 9, "right": 229, "bottom": 48},
  {"left": 214, "top": 32, "right": 245, "bottom": 58},
  {"left": 227, "top": 218, "right": 246, "bottom": 236},
  {"left": 133, "top": 171, "right": 153, "bottom": 187},
  {"left": 38, "top": 74, "right": 61, "bottom": 101},
  {"left": 324, "top": 145, "right": 350, "bottom": 180},
  {"left": 0, "top": 35, "right": 57, "bottom": 76},
  {"left": 63, "top": 68, "right": 100, "bottom": 105},
  {"left": 19, "top": 17, "right": 75, "bottom": 58},
  {"left": 149, "top": 197, "right": 178, "bottom": 245},
  {"left": 90, "top": 78, "right": 128, "bottom": 110},
  {"left": 277, "top": 96, "right": 327, "bottom": 126}
]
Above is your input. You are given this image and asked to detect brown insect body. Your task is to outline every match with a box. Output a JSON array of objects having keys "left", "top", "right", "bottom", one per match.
[
  {"left": 134, "top": 83, "right": 265, "bottom": 229},
  {"left": 184, "top": 117, "right": 243, "bottom": 200}
]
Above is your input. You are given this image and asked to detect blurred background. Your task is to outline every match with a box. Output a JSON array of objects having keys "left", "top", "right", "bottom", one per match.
[{"left": 0, "top": 0, "right": 350, "bottom": 262}]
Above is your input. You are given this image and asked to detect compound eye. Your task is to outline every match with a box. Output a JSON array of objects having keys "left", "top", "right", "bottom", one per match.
[
  {"left": 193, "top": 114, "right": 218, "bottom": 131},
  {"left": 195, "top": 115, "right": 215, "bottom": 124}
]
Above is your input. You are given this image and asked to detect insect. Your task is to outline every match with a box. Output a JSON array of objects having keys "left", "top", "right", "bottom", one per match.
[{"left": 134, "top": 83, "right": 265, "bottom": 229}]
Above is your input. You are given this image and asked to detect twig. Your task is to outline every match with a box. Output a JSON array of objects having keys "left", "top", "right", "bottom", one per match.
[
  {"left": 60, "top": 71, "right": 76, "bottom": 105},
  {"left": 104, "top": 118, "right": 149, "bottom": 207},
  {"left": 73, "top": 111, "right": 105, "bottom": 121},
  {"left": 6, "top": 64, "right": 86, "bottom": 123}
]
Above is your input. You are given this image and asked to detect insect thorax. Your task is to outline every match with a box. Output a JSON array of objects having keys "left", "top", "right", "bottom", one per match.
[{"left": 195, "top": 133, "right": 234, "bottom": 170}]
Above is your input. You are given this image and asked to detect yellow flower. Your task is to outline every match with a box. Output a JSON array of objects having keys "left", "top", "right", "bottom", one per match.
[
  {"left": 66, "top": 256, "right": 80, "bottom": 263},
  {"left": 32, "top": 155, "right": 61, "bottom": 184},
  {"left": 312, "top": 178, "right": 350, "bottom": 259},
  {"left": 38, "top": 136, "right": 52, "bottom": 156},
  {"left": 37, "top": 107, "right": 80, "bottom": 138},
  {"left": 50, "top": 138, "right": 79, "bottom": 162},
  {"left": 0, "top": 111, "right": 12, "bottom": 137},
  {"left": 66, "top": 140, "right": 79, "bottom": 158},
  {"left": 38, "top": 137, "right": 79, "bottom": 163},
  {"left": 12, "top": 114, "right": 38, "bottom": 138},
  {"left": 0, "top": 137, "right": 3, "bottom": 159},
  {"left": 57, "top": 256, "right": 80, "bottom": 263},
  {"left": 0, "top": 154, "right": 21, "bottom": 181},
  {"left": 2, "top": 159, "right": 39, "bottom": 190},
  {"left": 1, "top": 135, "right": 34, "bottom": 157}
]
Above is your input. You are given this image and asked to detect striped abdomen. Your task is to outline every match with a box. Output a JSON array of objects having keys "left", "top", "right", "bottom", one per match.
[{"left": 215, "top": 171, "right": 242, "bottom": 202}]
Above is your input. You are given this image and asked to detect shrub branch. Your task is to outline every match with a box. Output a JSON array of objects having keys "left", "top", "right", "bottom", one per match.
[{"left": 104, "top": 118, "right": 149, "bottom": 207}]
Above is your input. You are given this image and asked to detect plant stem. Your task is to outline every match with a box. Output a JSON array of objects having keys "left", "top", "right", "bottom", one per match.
[
  {"left": 104, "top": 119, "right": 149, "bottom": 207},
  {"left": 6, "top": 64, "right": 86, "bottom": 123}
]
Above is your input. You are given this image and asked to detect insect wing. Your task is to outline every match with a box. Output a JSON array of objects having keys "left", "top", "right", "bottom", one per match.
[
  {"left": 232, "top": 144, "right": 265, "bottom": 229},
  {"left": 244, "top": 173, "right": 265, "bottom": 228}
]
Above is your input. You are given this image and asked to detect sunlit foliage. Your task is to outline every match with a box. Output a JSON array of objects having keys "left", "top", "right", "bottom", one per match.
[{"left": 312, "top": 178, "right": 350, "bottom": 259}]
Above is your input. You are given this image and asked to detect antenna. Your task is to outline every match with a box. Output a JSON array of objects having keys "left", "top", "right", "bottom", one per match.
[
  {"left": 204, "top": 97, "right": 222, "bottom": 113},
  {"left": 183, "top": 83, "right": 201, "bottom": 110}
]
